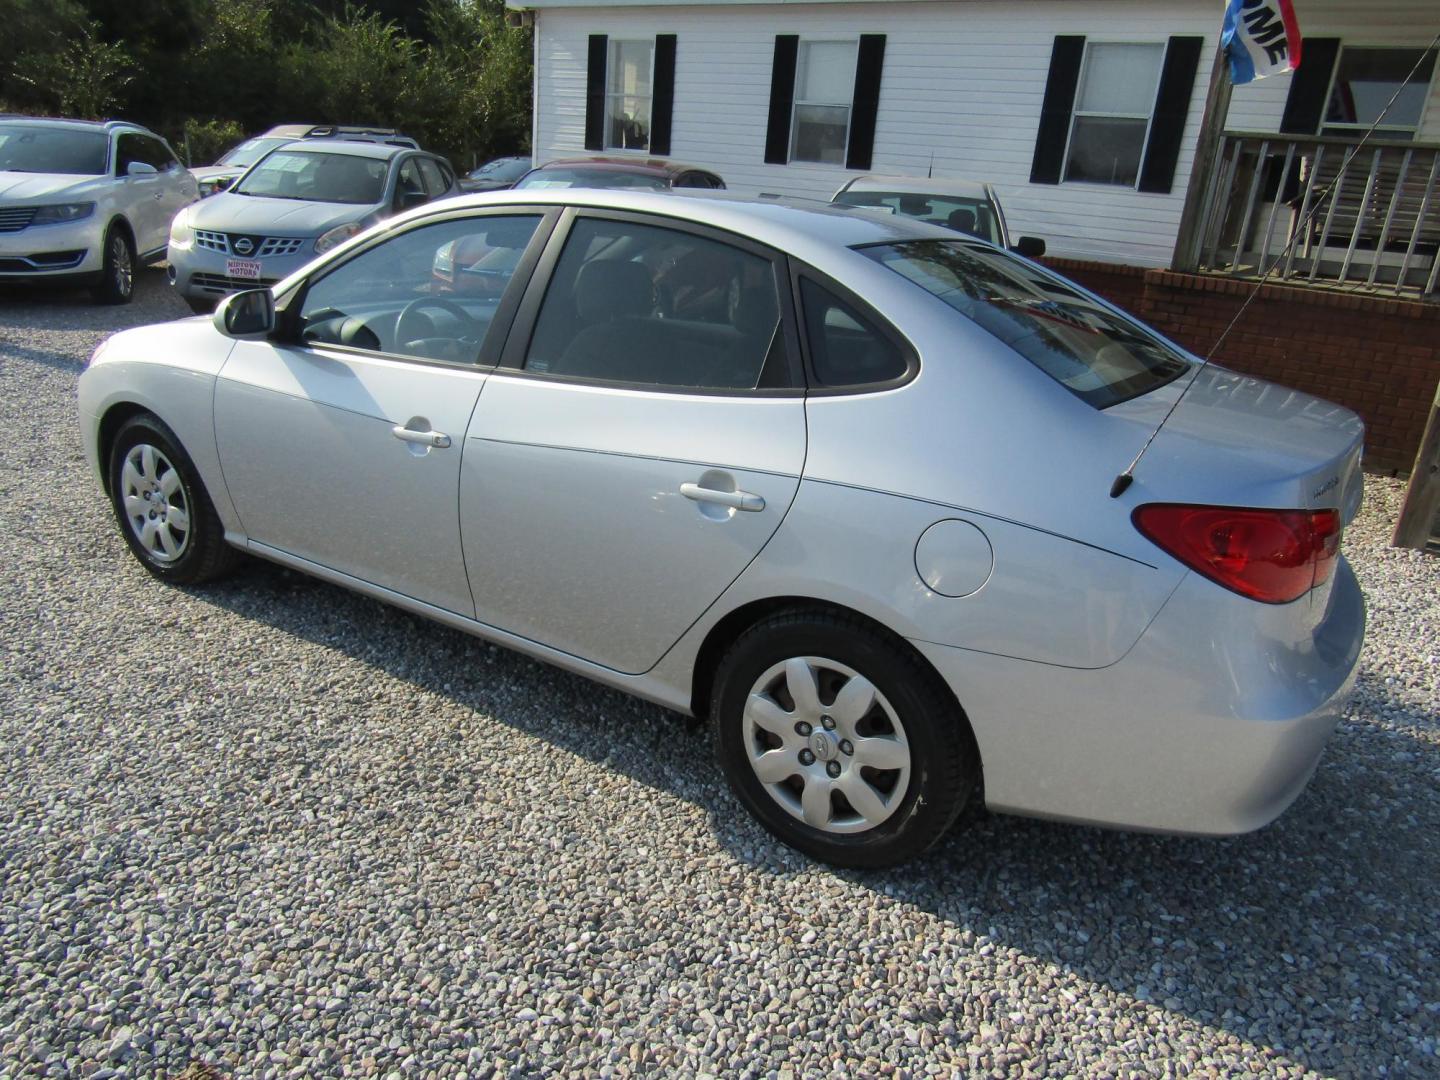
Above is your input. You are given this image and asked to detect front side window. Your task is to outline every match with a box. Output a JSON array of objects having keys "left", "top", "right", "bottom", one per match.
[
  {"left": 232, "top": 151, "right": 388, "bottom": 205},
  {"left": 525, "top": 217, "right": 785, "bottom": 390},
  {"left": 1323, "top": 47, "right": 1437, "bottom": 140},
  {"left": 862, "top": 239, "right": 1188, "bottom": 408},
  {"left": 792, "top": 40, "right": 858, "bottom": 164},
  {"left": 1064, "top": 42, "right": 1164, "bottom": 187},
  {"left": 115, "top": 133, "right": 148, "bottom": 175},
  {"left": 0, "top": 125, "right": 107, "bottom": 175},
  {"left": 417, "top": 157, "right": 449, "bottom": 197},
  {"left": 395, "top": 158, "right": 426, "bottom": 207},
  {"left": 607, "top": 39, "right": 654, "bottom": 150},
  {"left": 297, "top": 214, "right": 542, "bottom": 362}
]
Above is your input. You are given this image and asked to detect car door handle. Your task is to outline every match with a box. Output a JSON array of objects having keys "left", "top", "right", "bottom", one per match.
[
  {"left": 392, "top": 425, "right": 451, "bottom": 449},
  {"left": 680, "top": 482, "right": 765, "bottom": 512}
]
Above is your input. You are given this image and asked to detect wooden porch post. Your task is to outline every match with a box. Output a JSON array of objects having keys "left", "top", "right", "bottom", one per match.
[
  {"left": 1393, "top": 376, "right": 1440, "bottom": 552},
  {"left": 1172, "top": 42, "right": 1233, "bottom": 272}
]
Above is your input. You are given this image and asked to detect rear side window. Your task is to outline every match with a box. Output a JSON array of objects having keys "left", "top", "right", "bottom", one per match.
[
  {"left": 417, "top": 157, "right": 448, "bottom": 197},
  {"left": 861, "top": 240, "right": 1189, "bottom": 408},
  {"left": 798, "top": 278, "right": 908, "bottom": 387},
  {"left": 524, "top": 216, "right": 786, "bottom": 390}
]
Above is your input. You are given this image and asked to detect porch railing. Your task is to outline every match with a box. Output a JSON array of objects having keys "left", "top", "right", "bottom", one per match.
[{"left": 1176, "top": 131, "right": 1440, "bottom": 298}]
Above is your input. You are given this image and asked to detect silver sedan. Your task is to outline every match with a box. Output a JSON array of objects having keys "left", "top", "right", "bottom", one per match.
[{"left": 78, "top": 190, "right": 1366, "bottom": 867}]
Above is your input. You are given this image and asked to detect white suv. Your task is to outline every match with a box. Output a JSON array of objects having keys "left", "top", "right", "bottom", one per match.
[{"left": 0, "top": 117, "right": 198, "bottom": 304}]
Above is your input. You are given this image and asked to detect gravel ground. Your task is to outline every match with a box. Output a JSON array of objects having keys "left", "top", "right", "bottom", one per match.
[{"left": 1, "top": 270, "right": 1437, "bottom": 1079}]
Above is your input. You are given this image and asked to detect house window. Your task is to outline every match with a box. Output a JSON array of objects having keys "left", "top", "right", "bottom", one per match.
[
  {"left": 607, "top": 39, "right": 653, "bottom": 150},
  {"left": 1063, "top": 42, "right": 1165, "bottom": 187},
  {"left": 1322, "top": 47, "right": 1437, "bottom": 141},
  {"left": 791, "top": 39, "right": 858, "bottom": 164}
]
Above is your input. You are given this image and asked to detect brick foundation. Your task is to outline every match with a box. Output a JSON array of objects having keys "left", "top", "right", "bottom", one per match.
[{"left": 1045, "top": 257, "right": 1440, "bottom": 474}]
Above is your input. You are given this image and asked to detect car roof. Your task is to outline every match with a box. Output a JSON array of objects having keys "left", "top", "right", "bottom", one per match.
[
  {"left": 841, "top": 174, "right": 993, "bottom": 199},
  {"left": 535, "top": 156, "right": 717, "bottom": 178},
  {"left": 0, "top": 116, "right": 145, "bottom": 135},
  {"left": 273, "top": 139, "right": 410, "bottom": 161},
  {"left": 423, "top": 189, "right": 956, "bottom": 264}
]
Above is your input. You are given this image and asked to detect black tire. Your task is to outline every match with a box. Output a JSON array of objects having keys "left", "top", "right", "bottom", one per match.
[
  {"left": 185, "top": 296, "right": 215, "bottom": 316},
  {"left": 107, "top": 413, "right": 239, "bottom": 584},
  {"left": 92, "top": 225, "right": 136, "bottom": 305},
  {"left": 712, "top": 609, "right": 977, "bottom": 869}
]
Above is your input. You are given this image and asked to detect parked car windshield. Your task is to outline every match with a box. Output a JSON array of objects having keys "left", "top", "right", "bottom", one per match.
[
  {"left": 515, "top": 167, "right": 668, "bottom": 191},
  {"left": 0, "top": 125, "right": 108, "bottom": 175},
  {"left": 230, "top": 150, "right": 388, "bottom": 204},
  {"left": 470, "top": 157, "right": 530, "bottom": 183},
  {"left": 216, "top": 137, "right": 291, "bottom": 169},
  {"left": 836, "top": 190, "right": 1002, "bottom": 244},
  {"left": 862, "top": 239, "right": 1189, "bottom": 408}
]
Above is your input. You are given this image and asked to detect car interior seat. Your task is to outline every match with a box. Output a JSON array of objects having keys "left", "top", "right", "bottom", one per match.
[{"left": 947, "top": 208, "right": 978, "bottom": 236}]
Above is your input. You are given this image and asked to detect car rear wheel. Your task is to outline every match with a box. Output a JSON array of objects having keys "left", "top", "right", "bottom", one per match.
[
  {"left": 713, "top": 610, "right": 977, "bottom": 867},
  {"left": 108, "top": 414, "right": 238, "bottom": 584},
  {"left": 92, "top": 226, "right": 135, "bottom": 305}
]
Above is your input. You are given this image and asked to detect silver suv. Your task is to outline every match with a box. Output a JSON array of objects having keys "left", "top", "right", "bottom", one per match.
[{"left": 0, "top": 117, "right": 198, "bottom": 303}]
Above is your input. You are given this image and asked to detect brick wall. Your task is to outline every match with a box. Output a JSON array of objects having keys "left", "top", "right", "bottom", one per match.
[{"left": 1047, "top": 258, "right": 1440, "bottom": 474}]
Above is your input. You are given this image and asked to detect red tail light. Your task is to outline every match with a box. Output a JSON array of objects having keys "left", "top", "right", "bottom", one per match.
[{"left": 1133, "top": 504, "right": 1341, "bottom": 604}]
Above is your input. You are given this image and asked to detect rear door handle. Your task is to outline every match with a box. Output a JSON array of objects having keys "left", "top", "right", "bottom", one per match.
[
  {"left": 392, "top": 425, "right": 451, "bottom": 449},
  {"left": 681, "top": 482, "right": 765, "bottom": 512}
]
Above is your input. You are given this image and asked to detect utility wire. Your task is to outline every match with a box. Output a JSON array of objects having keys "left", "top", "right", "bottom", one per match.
[{"left": 1110, "top": 31, "right": 1440, "bottom": 498}]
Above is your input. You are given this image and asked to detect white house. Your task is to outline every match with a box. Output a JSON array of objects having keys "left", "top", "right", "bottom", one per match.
[{"left": 512, "top": 0, "right": 1440, "bottom": 269}]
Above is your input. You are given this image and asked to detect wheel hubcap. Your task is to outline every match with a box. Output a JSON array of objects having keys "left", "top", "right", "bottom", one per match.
[
  {"left": 113, "top": 236, "right": 132, "bottom": 296},
  {"left": 120, "top": 443, "right": 190, "bottom": 563},
  {"left": 743, "top": 656, "right": 911, "bottom": 835}
]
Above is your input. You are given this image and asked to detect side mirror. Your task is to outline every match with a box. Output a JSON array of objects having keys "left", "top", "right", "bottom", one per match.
[
  {"left": 213, "top": 289, "right": 276, "bottom": 339},
  {"left": 396, "top": 188, "right": 428, "bottom": 212},
  {"left": 126, "top": 161, "right": 158, "bottom": 178},
  {"left": 1011, "top": 235, "right": 1047, "bottom": 259}
]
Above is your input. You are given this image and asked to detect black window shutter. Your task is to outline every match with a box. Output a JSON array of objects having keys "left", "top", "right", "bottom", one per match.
[
  {"left": 845, "top": 34, "right": 886, "bottom": 170},
  {"left": 585, "top": 35, "right": 608, "bottom": 151},
  {"left": 765, "top": 35, "right": 799, "bottom": 165},
  {"left": 1137, "top": 35, "right": 1203, "bottom": 194},
  {"left": 650, "top": 34, "right": 677, "bottom": 156},
  {"left": 1280, "top": 37, "right": 1341, "bottom": 133},
  {"left": 1030, "top": 36, "right": 1085, "bottom": 185}
]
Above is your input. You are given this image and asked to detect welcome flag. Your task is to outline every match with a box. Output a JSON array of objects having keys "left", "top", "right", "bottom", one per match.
[{"left": 1221, "top": 0, "right": 1302, "bottom": 84}]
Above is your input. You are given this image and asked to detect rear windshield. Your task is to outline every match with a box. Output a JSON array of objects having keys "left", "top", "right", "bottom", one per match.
[
  {"left": 473, "top": 157, "right": 531, "bottom": 182},
  {"left": 860, "top": 240, "right": 1189, "bottom": 408},
  {"left": 231, "top": 150, "right": 388, "bottom": 204},
  {"left": 0, "top": 125, "right": 108, "bottom": 175},
  {"left": 515, "top": 167, "right": 668, "bottom": 191},
  {"left": 835, "top": 190, "right": 1002, "bottom": 245}
]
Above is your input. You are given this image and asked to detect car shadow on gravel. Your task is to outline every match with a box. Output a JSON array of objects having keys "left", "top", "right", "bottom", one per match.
[{"left": 187, "top": 559, "right": 1437, "bottom": 1079}]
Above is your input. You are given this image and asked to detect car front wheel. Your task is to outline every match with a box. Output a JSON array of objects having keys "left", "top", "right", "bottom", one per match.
[
  {"left": 108, "top": 414, "right": 238, "bottom": 584},
  {"left": 92, "top": 226, "right": 135, "bottom": 305},
  {"left": 713, "top": 610, "right": 977, "bottom": 868}
]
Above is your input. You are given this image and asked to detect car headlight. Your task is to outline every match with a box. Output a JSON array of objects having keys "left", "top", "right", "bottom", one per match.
[
  {"left": 169, "top": 207, "right": 195, "bottom": 249},
  {"left": 315, "top": 222, "right": 364, "bottom": 254},
  {"left": 31, "top": 202, "right": 95, "bottom": 225}
]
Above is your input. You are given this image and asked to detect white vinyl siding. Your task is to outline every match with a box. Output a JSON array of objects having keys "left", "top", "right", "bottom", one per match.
[{"left": 532, "top": 0, "right": 1440, "bottom": 267}]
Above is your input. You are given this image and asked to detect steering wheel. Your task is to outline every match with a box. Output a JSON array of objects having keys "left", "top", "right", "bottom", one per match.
[{"left": 394, "top": 297, "right": 482, "bottom": 349}]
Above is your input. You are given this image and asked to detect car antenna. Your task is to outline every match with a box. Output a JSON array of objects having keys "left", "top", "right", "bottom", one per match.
[
  {"left": 927, "top": 152, "right": 934, "bottom": 179},
  {"left": 1108, "top": 34, "right": 1439, "bottom": 500}
]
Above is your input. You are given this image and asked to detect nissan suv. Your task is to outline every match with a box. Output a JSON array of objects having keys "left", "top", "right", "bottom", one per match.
[{"left": 0, "top": 117, "right": 198, "bottom": 304}]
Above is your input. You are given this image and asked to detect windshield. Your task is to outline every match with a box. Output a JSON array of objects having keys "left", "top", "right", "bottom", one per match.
[
  {"left": 835, "top": 189, "right": 1002, "bottom": 244},
  {"left": 862, "top": 240, "right": 1189, "bottom": 408},
  {"left": 217, "top": 137, "right": 290, "bottom": 169},
  {"left": 472, "top": 157, "right": 530, "bottom": 182},
  {"left": 515, "top": 167, "right": 668, "bottom": 191},
  {"left": 0, "top": 125, "right": 108, "bottom": 175},
  {"left": 231, "top": 150, "right": 388, "bottom": 204}
]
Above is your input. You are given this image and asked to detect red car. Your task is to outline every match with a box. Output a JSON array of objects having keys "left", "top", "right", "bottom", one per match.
[{"left": 513, "top": 156, "right": 725, "bottom": 192}]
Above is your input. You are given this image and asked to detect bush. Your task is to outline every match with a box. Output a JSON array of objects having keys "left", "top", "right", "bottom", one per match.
[{"left": 181, "top": 118, "right": 247, "bottom": 166}]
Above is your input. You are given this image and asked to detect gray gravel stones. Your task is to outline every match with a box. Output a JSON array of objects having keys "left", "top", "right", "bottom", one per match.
[{"left": 1, "top": 271, "right": 1438, "bottom": 1077}]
